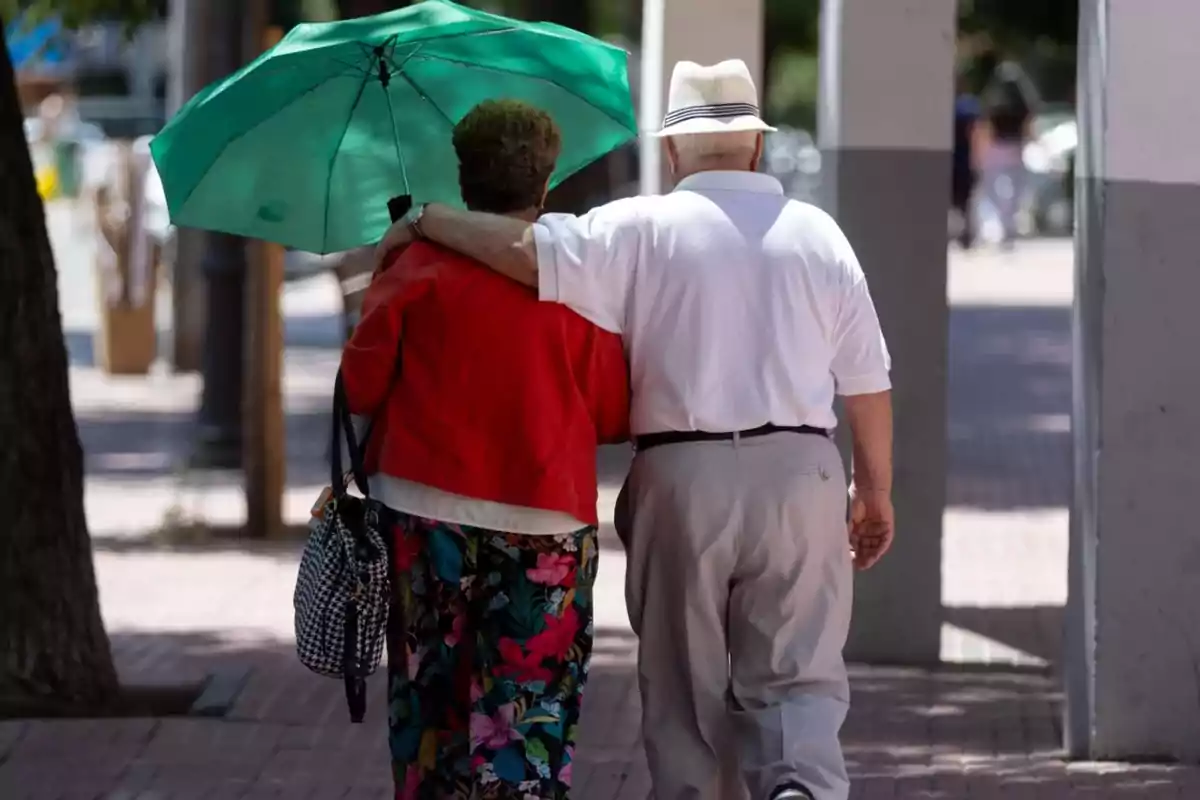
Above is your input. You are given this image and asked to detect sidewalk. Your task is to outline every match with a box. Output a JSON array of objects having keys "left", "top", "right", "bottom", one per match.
[{"left": 4, "top": 238, "right": 1198, "bottom": 797}]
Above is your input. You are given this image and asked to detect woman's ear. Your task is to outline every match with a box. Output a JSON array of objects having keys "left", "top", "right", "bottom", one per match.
[{"left": 540, "top": 179, "right": 551, "bottom": 209}]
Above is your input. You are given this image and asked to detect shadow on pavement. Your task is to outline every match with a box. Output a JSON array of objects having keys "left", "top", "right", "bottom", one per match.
[
  {"left": 4, "top": 628, "right": 1191, "bottom": 799},
  {"left": 90, "top": 525, "right": 311, "bottom": 556},
  {"left": 76, "top": 406, "right": 334, "bottom": 485},
  {"left": 948, "top": 305, "right": 1071, "bottom": 511},
  {"left": 63, "top": 313, "right": 345, "bottom": 369},
  {"left": 842, "top": 665, "right": 1193, "bottom": 794},
  {"left": 944, "top": 605, "right": 1065, "bottom": 668}
]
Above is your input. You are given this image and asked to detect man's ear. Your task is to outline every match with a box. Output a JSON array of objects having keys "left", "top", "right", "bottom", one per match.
[
  {"left": 751, "top": 133, "right": 764, "bottom": 171},
  {"left": 540, "top": 179, "right": 551, "bottom": 210},
  {"left": 665, "top": 137, "right": 678, "bottom": 176}
]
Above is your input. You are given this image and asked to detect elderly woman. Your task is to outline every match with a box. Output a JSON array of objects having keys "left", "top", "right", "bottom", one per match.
[{"left": 340, "top": 100, "right": 629, "bottom": 799}]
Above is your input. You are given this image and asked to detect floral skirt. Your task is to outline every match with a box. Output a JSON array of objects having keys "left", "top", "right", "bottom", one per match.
[{"left": 387, "top": 510, "right": 598, "bottom": 800}]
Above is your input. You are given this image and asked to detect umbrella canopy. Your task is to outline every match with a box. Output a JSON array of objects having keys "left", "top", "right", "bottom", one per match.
[{"left": 150, "top": 0, "right": 637, "bottom": 254}]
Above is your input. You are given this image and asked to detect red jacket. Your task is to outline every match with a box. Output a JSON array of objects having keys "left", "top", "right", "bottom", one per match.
[{"left": 340, "top": 241, "right": 630, "bottom": 527}]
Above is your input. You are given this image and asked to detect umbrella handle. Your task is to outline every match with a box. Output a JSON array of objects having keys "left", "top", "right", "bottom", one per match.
[{"left": 388, "top": 195, "right": 413, "bottom": 223}]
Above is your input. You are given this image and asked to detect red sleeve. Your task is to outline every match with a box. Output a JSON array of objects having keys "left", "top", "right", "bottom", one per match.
[
  {"left": 340, "top": 252, "right": 413, "bottom": 416},
  {"left": 576, "top": 324, "right": 631, "bottom": 445}
]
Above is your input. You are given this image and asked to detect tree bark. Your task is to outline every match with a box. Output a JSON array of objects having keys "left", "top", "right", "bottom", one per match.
[
  {"left": 0, "top": 32, "right": 119, "bottom": 708},
  {"left": 190, "top": 0, "right": 252, "bottom": 469}
]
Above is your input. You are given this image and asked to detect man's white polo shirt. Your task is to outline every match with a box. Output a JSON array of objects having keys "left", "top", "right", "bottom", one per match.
[{"left": 533, "top": 170, "right": 891, "bottom": 436}]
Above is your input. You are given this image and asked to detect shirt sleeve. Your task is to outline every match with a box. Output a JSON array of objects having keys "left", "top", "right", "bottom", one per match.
[
  {"left": 532, "top": 198, "right": 644, "bottom": 334},
  {"left": 826, "top": 224, "right": 893, "bottom": 396},
  {"left": 340, "top": 254, "right": 413, "bottom": 416}
]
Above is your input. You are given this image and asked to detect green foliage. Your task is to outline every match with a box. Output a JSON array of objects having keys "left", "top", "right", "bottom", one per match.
[
  {"left": 765, "top": 0, "right": 819, "bottom": 52},
  {"left": 765, "top": 48, "right": 817, "bottom": 130},
  {"left": 0, "top": 0, "right": 163, "bottom": 28},
  {"left": 959, "top": 0, "right": 1078, "bottom": 48}
]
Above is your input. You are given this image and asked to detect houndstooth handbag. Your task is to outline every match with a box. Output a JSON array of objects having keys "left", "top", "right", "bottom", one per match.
[{"left": 294, "top": 370, "right": 390, "bottom": 723}]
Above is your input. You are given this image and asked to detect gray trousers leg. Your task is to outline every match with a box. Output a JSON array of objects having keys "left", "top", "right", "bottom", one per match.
[{"left": 622, "top": 433, "right": 852, "bottom": 800}]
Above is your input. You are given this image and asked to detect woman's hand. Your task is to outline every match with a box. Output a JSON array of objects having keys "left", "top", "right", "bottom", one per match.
[
  {"left": 373, "top": 204, "right": 428, "bottom": 273},
  {"left": 373, "top": 224, "right": 414, "bottom": 275}
]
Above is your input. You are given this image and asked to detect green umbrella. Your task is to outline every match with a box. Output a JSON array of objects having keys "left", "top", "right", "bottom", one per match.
[{"left": 149, "top": 0, "right": 637, "bottom": 254}]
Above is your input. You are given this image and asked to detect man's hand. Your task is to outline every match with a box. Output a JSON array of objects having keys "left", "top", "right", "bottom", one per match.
[
  {"left": 848, "top": 484, "right": 894, "bottom": 570},
  {"left": 370, "top": 203, "right": 539, "bottom": 288},
  {"left": 842, "top": 390, "right": 893, "bottom": 570}
]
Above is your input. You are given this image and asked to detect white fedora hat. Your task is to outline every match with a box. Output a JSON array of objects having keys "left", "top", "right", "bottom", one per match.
[{"left": 653, "top": 59, "right": 776, "bottom": 137}]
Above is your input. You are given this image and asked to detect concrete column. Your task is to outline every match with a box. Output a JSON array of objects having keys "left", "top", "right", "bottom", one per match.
[
  {"left": 818, "top": 0, "right": 957, "bottom": 663},
  {"left": 1066, "top": 0, "right": 1200, "bottom": 761},
  {"left": 638, "top": 0, "right": 763, "bottom": 195}
]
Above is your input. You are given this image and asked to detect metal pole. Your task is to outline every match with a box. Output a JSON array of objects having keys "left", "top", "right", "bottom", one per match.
[{"left": 638, "top": 0, "right": 664, "bottom": 196}]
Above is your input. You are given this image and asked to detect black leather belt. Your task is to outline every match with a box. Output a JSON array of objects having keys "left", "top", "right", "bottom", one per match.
[{"left": 634, "top": 423, "right": 831, "bottom": 453}]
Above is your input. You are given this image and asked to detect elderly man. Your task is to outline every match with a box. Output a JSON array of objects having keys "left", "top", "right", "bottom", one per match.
[{"left": 376, "top": 60, "right": 894, "bottom": 800}]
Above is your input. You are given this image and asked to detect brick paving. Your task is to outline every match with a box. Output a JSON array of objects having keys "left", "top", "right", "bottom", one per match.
[{"left": 4, "top": 237, "right": 1199, "bottom": 797}]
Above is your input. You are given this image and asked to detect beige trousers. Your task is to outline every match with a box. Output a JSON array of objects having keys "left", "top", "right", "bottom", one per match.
[{"left": 616, "top": 433, "right": 852, "bottom": 800}]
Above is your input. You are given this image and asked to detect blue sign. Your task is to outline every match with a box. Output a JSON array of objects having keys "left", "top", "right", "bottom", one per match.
[{"left": 5, "top": 15, "right": 68, "bottom": 71}]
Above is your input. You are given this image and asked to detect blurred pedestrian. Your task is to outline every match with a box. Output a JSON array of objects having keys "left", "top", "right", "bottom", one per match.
[
  {"left": 951, "top": 72, "right": 980, "bottom": 249},
  {"left": 342, "top": 99, "right": 630, "bottom": 798},
  {"left": 375, "top": 59, "right": 895, "bottom": 800},
  {"left": 979, "top": 60, "right": 1039, "bottom": 247}
]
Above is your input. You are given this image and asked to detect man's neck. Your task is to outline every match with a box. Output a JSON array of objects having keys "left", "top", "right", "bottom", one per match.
[{"left": 673, "top": 163, "right": 755, "bottom": 183}]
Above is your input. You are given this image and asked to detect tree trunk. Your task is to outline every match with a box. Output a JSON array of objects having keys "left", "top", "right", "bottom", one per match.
[
  {"left": 0, "top": 35, "right": 119, "bottom": 707},
  {"left": 190, "top": 0, "right": 253, "bottom": 469}
]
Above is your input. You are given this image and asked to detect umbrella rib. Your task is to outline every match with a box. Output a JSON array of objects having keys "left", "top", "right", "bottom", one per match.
[
  {"left": 329, "top": 56, "right": 370, "bottom": 77},
  {"left": 406, "top": 53, "right": 635, "bottom": 133},
  {"left": 381, "top": 86, "right": 411, "bottom": 196},
  {"left": 321, "top": 69, "right": 375, "bottom": 253},
  {"left": 390, "top": 68, "right": 457, "bottom": 129},
  {"left": 349, "top": 25, "right": 520, "bottom": 67}
]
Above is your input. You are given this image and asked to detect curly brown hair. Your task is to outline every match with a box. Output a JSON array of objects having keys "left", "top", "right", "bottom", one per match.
[{"left": 452, "top": 99, "right": 562, "bottom": 214}]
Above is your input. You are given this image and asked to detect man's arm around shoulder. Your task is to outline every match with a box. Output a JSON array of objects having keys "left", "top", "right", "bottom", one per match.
[
  {"left": 377, "top": 199, "right": 645, "bottom": 335},
  {"left": 415, "top": 205, "right": 539, "bottom": 287}
]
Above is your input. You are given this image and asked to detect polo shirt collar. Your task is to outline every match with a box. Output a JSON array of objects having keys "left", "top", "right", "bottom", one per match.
[{"left": 673, "top": 170, "right": 784, "bottom": 195}]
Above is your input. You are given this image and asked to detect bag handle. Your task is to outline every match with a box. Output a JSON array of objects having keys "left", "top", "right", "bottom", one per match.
[
  {"left": 329, "top": 327, "right": 404, "bottom": 500},
  {"left": 330, "top": 371, "right": 371, "bottom": 498}
]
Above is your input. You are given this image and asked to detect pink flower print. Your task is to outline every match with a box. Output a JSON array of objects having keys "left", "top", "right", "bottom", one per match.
[
  {"left": 399, "top": 765, "right": 421, "bottom": 799},
  {"left": 495, "top": 638, "right": 553, "bottom": 684},
  {"left": 526, "top": 553, "right": 577, "bottom": 587},
  {"left": 471, "top": 703, "right": 525, "bottom": 750},
  {"left": 558, "top": 757, "right": 573, "bottom": 787},
  {"left": 445, "top": 610, "right": 465, "bottom": 647},
  {"left": 470, "top": 678, "right": 485, "bottom": 703}
]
